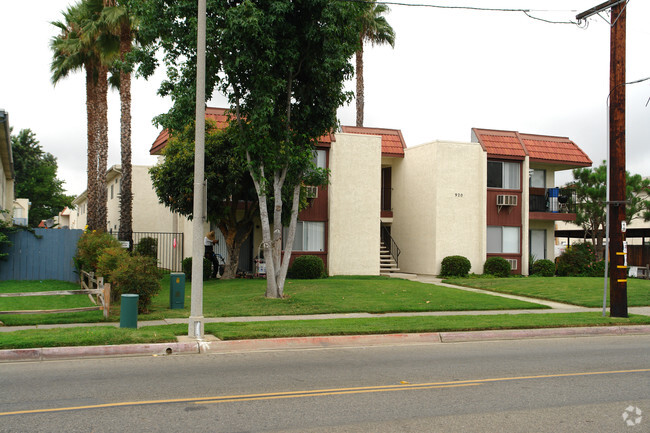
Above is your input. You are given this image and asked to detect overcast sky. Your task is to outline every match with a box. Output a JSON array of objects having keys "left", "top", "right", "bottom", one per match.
[{"left": 2, "top": 0, "right": 649, "bottom": 197}]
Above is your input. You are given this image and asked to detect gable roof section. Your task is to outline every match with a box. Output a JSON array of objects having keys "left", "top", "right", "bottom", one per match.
[
  {"left": 340, "top": 126, "right": 406, "bottom": 158},
  {"left": 472, "top": 128, "right": 591, "bottom": 167},
  {"left": 150, "top": 107, "right": 334, "bottom": 155}
]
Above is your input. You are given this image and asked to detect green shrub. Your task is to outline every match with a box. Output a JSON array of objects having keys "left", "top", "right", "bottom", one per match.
[
  {"left": 531, "top": 259, "right": 555, "bottom": 277},
  {"left": 556, "top": 243, "right": 598, "bottom": 276},
  {"left": 440, "top": 255, "right": 471, "bottom": 277},
  {"left": 74, "top": 231, "right": 121, "bottom": 273},
  {"left": 135, "top": 237, "right": 158, "bottom": 259},
  {"left": 181, "top": 256, "right": 212, "bottom": 281},
  {"left": 112, "top": 255, "right": 162, "bottom": 314},
  {"left": 96, "top": 247, "right": 130, "bottom": 302},
  {"left": 484, "top": 256, "right": 511, "bottom": 278},
  {"left": 288, "top": 255, "right": 325, "bottom": 279}
]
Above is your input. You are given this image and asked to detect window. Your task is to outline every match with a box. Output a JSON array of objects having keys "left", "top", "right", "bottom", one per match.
[
  {"left": 487, "top": 226, "right": 520, "bottom": 254},
  {"left": 529, "top": 169, "right": 546, "bottom": 188},
  {"left": 284, "top": 221, "right": 325, "bottom": 252},
  {"left": 487, "top": 161, "right": 520, "bottom": 189},
  {"left": 313, "top": 149, "right": 326, "bottom": 169},
  {"left": 110, "top": 185, "right": 114, "bottom": 200}
]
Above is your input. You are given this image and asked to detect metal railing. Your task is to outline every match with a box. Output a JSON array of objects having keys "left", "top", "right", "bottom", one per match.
[
  {"left": 529, "top": 188, "right": 577, "bottom": 213},
  {"left": 380, "top": 224, "right": 400, "bottom": 268},
  {"left": 112, "top": 232, "right": 184, "bottom": 272}
]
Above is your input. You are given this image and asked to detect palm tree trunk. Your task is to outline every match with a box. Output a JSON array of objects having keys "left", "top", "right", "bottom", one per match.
[
  {"left": 118, "top": 23, "right": 133, "bottom": 242},
  {"left": 355, "top": 41, "right": 364, "bottom": 127},
  {"left": 96, "top": 64, "right": 109, "bottom": 232},
  {"left": 85, "top": 62, "right": 98, "bottom": 231}
]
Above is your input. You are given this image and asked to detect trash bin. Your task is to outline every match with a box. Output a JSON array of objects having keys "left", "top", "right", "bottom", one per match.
[
  {"left": 170, "top": 273, "right": 185, "bottom": 309},
  {"left": 120, "top": 294, "right": 139, "bottom": 328}
]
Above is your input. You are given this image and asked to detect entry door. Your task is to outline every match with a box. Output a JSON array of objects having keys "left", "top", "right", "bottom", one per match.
[{"left": 530, "top": 229, "right": 546, "bottom": 261}]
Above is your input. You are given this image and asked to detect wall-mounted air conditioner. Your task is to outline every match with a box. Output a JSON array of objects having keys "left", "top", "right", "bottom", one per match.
[
  {"left": 506, "top": 259, "right": 517, "bottom": 271},
  {"left": 496, "top": 194, "right": 517, "bottom": 206},
  {"left": 305, "top": 186, "right": 318, "bottom": 199}
]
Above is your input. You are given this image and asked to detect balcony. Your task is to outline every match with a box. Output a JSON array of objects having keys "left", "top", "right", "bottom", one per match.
[{"left": 529, "top": 187, "right": 577, "bottom": 221}]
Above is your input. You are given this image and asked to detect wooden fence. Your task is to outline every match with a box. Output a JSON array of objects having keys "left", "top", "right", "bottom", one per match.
[
  {"left": 0, "top": 271, "right": 110, "bottom": 318},
  {"left": 0, "top": 228, "right": 83, "bottom": 282}
]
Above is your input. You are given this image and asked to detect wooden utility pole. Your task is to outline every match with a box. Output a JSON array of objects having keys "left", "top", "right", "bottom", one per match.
[
  {"left": 608, "top": 2, "right": 627, "bottom": 317},
  {"left": 576, "top": 0, "right": 628, "bottom": 317}
]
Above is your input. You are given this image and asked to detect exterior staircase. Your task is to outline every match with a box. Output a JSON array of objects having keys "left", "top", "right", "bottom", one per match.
[{"left": 380, "top": 243, "right": 400, "bottom": 275}]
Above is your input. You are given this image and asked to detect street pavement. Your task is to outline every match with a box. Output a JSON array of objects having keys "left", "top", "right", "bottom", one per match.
[{"left": 1, "top": 273, "right": 649, "bottom": 362}]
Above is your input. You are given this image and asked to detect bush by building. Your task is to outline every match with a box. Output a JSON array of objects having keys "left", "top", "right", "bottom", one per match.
[
  {"left": 74, "top": 230, "right": 121, "bottom": 273},
  {"left": 111, "top": 255, "right": 162, "bottom": 314},
  {"left": 531, "top": 259, "right": 555, "bottom": 277},
  {"left": 440, "top": 255, "right": 471, "bottom": 277},
  {"left": 288, "top": 255, "right": 325, "bottom": 279},
  {"left": 181, "top": 256, "right": 212, "bottom": 281},
  {"left": 484, "top": 256, "right": 511, "bottom": 278}
]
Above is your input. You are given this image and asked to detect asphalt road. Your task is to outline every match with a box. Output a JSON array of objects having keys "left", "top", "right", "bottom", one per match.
[{"left": 1, "top": 335, "right": 648, "bottom": 432}]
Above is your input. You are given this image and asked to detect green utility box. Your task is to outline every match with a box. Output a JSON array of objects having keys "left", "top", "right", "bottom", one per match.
[
  {"left": 170, "top": 273, "right": 186, "bottom": 309},
  {"left": 120, "top": 294, "right": 139, "bottom": 328}
]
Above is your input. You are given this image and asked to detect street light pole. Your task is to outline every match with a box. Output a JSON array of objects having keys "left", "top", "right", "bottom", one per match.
[{"left": 189, "top": 0, "right": 207, "bottom": 338}]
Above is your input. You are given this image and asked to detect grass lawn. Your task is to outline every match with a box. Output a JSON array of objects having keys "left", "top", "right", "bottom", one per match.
[
  {"left": 1, "top": 312, "right": 649, "bottom": 350},
  {"left": 0, "top": 276, "right": 546, "bottom": 326},
  {"left": 442, "top": 276, "right": 650, "bottom": 307}
]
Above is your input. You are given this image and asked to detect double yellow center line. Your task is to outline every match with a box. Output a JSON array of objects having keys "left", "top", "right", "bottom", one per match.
[{"left": 1, "top": 368, "right": 648, "bottom": 417}]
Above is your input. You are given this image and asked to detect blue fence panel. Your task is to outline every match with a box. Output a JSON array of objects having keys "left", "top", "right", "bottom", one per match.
[{"left": 0, "top": 229, "right": 83, "bottom": 282}]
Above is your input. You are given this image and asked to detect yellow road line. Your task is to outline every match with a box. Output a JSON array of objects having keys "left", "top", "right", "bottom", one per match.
[{"left": 1, "top": 368, "right": 648, "bottom": 417}]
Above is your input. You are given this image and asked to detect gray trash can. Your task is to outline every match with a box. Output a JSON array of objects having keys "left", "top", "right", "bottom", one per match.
[{"left": 120, "top": 294, "right": 139, "bottom": 328}]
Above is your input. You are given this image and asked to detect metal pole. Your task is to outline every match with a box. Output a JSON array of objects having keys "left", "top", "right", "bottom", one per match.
[
  {"left": 602, "top": 99, "right": 610, "bottom": 317},
  {"left": 189, "top": 0, "right": 207, "bottom": 338}
]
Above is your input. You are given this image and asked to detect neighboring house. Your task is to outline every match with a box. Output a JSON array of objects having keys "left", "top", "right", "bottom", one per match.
[
  {"left": 12, "top": 198, "right": 29, "bottom": 226},
  {"left": 71, "top": 164, "right": 191, "bottom": 271},
  {"left": 54, "top": 206, "right": 74, "bottom": 229},
  {"left": 0, "top": 109, "right": 15, "bottom": 223}
]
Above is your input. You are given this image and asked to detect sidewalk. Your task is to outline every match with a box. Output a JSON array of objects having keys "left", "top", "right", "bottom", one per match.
[{"left": 2, "top": 274, "right": 649, "bottom": 361}]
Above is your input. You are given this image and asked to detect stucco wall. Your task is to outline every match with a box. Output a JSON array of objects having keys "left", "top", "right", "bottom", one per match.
[
  {"left": 393, "top": 141, "right": 486, "bottom": 275},
  {"left": 328, "top": 133, "right": 381, "bottom": 276}
]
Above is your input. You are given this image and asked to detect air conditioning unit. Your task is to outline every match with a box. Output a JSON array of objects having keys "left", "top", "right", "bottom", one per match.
[
  {"left": 496, "top": 194, "right": 517, "bottom": 206},
  {"left": 305, "top": 186, "right": 318, "bottom": 199},
  {"left": 506, "top": 259, "right": 517, "bottom": 271}
]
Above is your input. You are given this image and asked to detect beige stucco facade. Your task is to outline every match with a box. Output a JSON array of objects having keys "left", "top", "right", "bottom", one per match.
[
  {"left": 391, "top": 141, "right": 487, "bottom": 275},
  {"left": 0, "top": 110, "right": 14, "bottom": 222},
  {"left": 327, "top": 133, "right": 381, "bottom": 276}
]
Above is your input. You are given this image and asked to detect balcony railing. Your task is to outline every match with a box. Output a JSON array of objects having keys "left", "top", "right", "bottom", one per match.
[{"left": 529, "top": 187, "right": 576, "bottom": 213}]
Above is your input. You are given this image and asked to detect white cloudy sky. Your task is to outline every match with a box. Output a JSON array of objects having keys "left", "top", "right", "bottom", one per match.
[{"left": 2, "top": 0, "right": 649, "bottom": 197}]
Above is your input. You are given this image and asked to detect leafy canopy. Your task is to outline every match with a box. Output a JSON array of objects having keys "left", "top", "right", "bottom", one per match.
[{"left": 11, "top": 129, "right": 74, "bottom": 227}]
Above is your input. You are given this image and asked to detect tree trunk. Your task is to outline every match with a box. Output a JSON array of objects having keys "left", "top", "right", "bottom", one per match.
[
  {"left": 96, "top": 64, "right": 109, "bottom": 232},
  {"left": 219, "top": 220, "right": 253, "bottom": 279},
  {"left": 276, "top": 184, "right": 301, "bottom": 291},
  {"left": 85, "top": 62, "right": 98, "bottom": 231},
  {"left": 355, "top": 42, "right": 364, "bottom": 127},
  {"left": 118, "top": 24, "right": 133, "bottom": 242}
]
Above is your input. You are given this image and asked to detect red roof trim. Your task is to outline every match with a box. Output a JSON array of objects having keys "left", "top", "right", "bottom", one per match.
[{"left": 340, "top": 125, "right": 406, "bottom": 158}]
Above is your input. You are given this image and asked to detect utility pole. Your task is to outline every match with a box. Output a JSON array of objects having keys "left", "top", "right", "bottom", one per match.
[
  {"left": 576, "top": 0, "right": 628, "bottom": 317},
  {"left": 189, "top": 0, "right": 207, "bottom": 338}
]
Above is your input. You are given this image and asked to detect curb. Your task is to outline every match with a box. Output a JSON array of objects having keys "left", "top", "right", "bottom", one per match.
[{"left": 2, "top": 325, "right": 650, "bottom": 362}]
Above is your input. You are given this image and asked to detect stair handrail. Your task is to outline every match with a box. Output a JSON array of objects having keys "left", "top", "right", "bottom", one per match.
[{"left": 380, "top": 224, "right": 400, "bottom": 269}]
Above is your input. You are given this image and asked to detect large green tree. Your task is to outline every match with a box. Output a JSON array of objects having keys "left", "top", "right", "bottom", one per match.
[
  {"left": 149, "top": 123, "right": 258, "bottom": 279},
  {"left": 135, "top": 0, "right": 358, "bottom": 298},
  {"left": 10, "top": 129, "right": 74, "bottom": 227},
  {"left": 572, "top": 161, "right": 650, "bottom": 259},
  {"left": 51, "top": 0, "right": 117, "bottom": 231},
  {"left": 356, "top": 0, "right": 395, "bottom": 127}
]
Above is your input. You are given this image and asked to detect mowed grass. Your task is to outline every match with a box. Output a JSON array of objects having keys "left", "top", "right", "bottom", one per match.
[
  {"left": 2, "top": 312, "right": 649, "bottom": 350},
  {"left": 442, "top": 276, "right": 650, "bottom": 307},
  {"left": 0, "top": 276, "right": 546, "bottom": 326}
]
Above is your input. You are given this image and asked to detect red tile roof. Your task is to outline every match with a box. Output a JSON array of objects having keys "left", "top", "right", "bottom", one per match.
[
  {"left": 151, "top": 107, "right": 334, "bottom": 155},
  {"left": 340, "top": 126, "right": 406, "bottom": 157},
  {"left": 472, "top": 128, "right": 591, "bottom": 167}
]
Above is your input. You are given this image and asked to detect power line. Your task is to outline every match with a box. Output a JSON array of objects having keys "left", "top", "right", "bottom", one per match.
[{"left": 338, "top": 0, "right": 581, "bottom": 26}]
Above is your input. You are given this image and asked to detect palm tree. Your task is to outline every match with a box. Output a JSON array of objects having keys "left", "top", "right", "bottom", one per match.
[
  {"left": 101, "top": 1, "right": 139, "bottom": 242},
  {"left": 356, "top": 1, "right": 395, "bottom": 127},
  {"left": 51, "top": 0, "right": 117, "bottom": 231}
]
